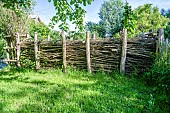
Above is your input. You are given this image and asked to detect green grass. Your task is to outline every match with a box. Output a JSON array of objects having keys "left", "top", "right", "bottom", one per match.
[{"left": 0, "top": 67, "right": 153, "bottom": 113}]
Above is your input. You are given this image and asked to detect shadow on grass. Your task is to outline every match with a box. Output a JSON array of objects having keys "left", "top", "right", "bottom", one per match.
[
  {"left": 0, "top": 67, "right": 29, "bottom": 76},
  {"left": 0, "top": 76, "right": 54, "bottom": 87},
  {"left": 15, "top": 72, "right": 151, "bottom": 113},
  {"left": 0, "top": 67, "right": 53, "bottom": 86},
  {"left": 0, "top": 75, "right": 20, "bottom": 81},
  {"left": 0, "top": 102, "right": 6, "bottom": 112},
  {"left": 0, "top": 67, "right": 48, "bottom": 77},
  {"left": 23, "top": 80, "right": 55, "bottom": 85}
]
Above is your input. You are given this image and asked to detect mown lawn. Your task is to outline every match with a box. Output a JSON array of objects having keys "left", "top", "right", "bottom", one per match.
[{"left": 0, "top": 68, "right": 152, "bottom": 113}]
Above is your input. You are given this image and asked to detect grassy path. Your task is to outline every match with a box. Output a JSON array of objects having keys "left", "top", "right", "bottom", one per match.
[{"left": 0, "top": 68, "right": 152, "bottom": 113}]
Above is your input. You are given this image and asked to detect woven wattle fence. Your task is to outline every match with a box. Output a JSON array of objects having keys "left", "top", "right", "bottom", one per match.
[
  {"left": 126, "top": 38, "right": 156, "bottom": 74},
  {"left": 90, "top": 39, "right": 122, "bottom": 72},
  {"left": 16, "top": 29, "right": 162, "bottom": 74}
]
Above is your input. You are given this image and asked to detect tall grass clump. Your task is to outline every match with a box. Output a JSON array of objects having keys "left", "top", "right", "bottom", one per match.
[{"left": 144, "top": 47, "right": 170, "bottom": 112}]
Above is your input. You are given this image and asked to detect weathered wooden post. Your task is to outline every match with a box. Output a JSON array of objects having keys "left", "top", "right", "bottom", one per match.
[
  {"left": 26, "top": 33, "right": 30, "bottom": 40},
  {"left": 34, "top": 32, "right": 40, "bottom": 70},
  {"left": 10, "top": 40, "right": 14, "bottom": 60},
  {"left": 165, "top": 38, "right": 169, "bottom": 65},
  {"left": 165, "top": 38, "right": 169, "bottom": 55},
  {"left": 48, "top": 35, "right": 50, "bottom": 41},
  {"left": 4, "top": 38, "right": 10, "bottom": 64},
  {"left": 86, "top": 31, "right": 91, "bottom": 73},
  {"left": 16, "top": 33, "right": 21, "bottom": 67},
  {"left": 62, "top": 30, "right": 67, "bottom": 73},
  {"left": 159, "top": 28, "right": 164, "bottom": 46},
  {"left": 157, "top": 28, "right": 164, "bottom": 60},
  {"left": 92, "top": 33, "right": 96, "bottom": 40},
  {"left": 120, "top": 28, "right": 127, "bottom": 75}
]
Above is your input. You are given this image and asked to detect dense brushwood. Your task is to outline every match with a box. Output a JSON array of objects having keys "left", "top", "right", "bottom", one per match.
[{"left": 20, "top": 37, "right": 156, "bottom": 74}]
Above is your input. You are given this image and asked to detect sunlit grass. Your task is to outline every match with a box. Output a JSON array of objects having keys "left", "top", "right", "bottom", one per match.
[{"left": 0, "top": 67, "right": 152, "bottom": 113}]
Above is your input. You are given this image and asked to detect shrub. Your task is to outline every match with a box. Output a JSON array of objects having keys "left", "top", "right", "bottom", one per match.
[{"left": 144, "top": 48, "right": 170, "bottom": 112}]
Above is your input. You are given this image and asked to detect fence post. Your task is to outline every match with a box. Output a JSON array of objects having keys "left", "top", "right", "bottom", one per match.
[
  {"left": 26, "top": 33, "right": 30, "bottom": 40},
  {"left": 157, "top": 28, "right": 164, "bottom": 59},
  {"left": 165, "top": 38, "right": 169, "bottom": 65},
  {"left": 86, "top": 31, "right": 91, "bottom": 73},
  {"left": 120, "top": 28, "right": 127, "bottom": 75},
  {"left": 5, "top": 39, "right": 10, "bottom": 64},
  {"left": 62, "top": 30, "right": 67, "bottom": 73},
  {"left": 165, "top": 38, "right": 169, "bottom": 55},
  {"left": 16, "top": 33, "right": 21, "bottom": 67},
  {"left": 48, "top": 35, "right": 50, "bottom": 41},
  {"left": 34, "top": 32, "right": 40, "bottom": 70},
  {"left": 10, "top": 40, "right": 14, "bottom": 60},
  {"left": 92, "top": 33, "right": 96, "bottom": 40}
]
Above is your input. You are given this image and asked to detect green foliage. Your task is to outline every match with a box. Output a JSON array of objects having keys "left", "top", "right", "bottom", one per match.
[
  {"left": 143, "top": 51, "right": 170, "bottom": 112},
  {"left": 0, "top": 2, "right": 34, "bottom": 61},
  {"left": 1, "top": 0, "right": 94, "bottom": 32},
  {"left": 97, "top": 21, "right": 107, "bottom": 38},
  {"left": 98, "top": 0, "right": 124, "bottom": 36},
  {"left": 97, "top": 2, "right": 169, "bottom": 38},
  {"left": 85, "top": 21, "right": 105, "bottom": 38},
  {"left": 148, "top": 94, "right": 155, "bottom": 111},
  {"left": 49, "top": 30, "right": 61, "bottom": 41},
  {"left": 134, "top": 4, "right": 169, "bottom": 35},
  {"left": 165, "top": 24, "right": 170, "bottom": 39},
  {"left": 20, "top": 49, "right": 36, "bottom": 69},
  {"left": 68, "top": 31, "right": 86, "bottom": 40},
  {"left": 113, "top": 32, "right": 121, "bottom": 38},
  {"left": 20, "top": 58, "right": 36, "bottom": 69},
  {"left": 0, "top": 67, "right": 155, "bottom": 112},
  {"left": 85, "top": 21, "right": 98, "bottom": 33},
  {"left": 161, "top": 9, "right": 170, "bottom": 39},
  {"left": 87, "top": 0, "right": 137, "bottom": 38},
  {"left": 0, "top": 0, "right": 33, "bottom": 14},
  {"left": 122, "top": 1, "right": 137, "bottom": 34},
  {"left": 0, "top": 5, "right": 31, "bottom": 37},
  {"left": 49, "top": 0, "right": 94, "bottom": 31},
  {"left": 29, "top": 20, "right": 50, "bottom": 39}
]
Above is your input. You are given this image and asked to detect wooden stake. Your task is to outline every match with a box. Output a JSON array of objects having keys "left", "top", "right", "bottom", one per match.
[
  {"left": 165, "top": 38, "right": 169, "bottom": 65},
  {"left": 48, "top": 35, "right": 50, "bottom": 41},
  {"left": 5, "top": 39, "right": 10, "bottom": 64},
  {"left": 86, "top": 31, "right": 91, "bottom": 73},
  {"left": 62, "top": 30, "right": 67, "bottom": 73},
  {"left": 34, "top": 32, "right": 40, "bottom": 70},
  {"left": 26, "top": 33, "right": 30, "bottom": 40},
  {"left": 159, "top": 28, "right": 164, "bottom": 46},
  {"left": 92, "top": 33, "right": 96, "bottom": 40},
  {"left": 10, "top": 41, "right": 14, "bottom": 60},
  {"left": 165, "top": 38, "right": 169, "bottom": 54},
  {"left": 158, "top": 28, "right": 164, "bottom": 60},
  {"left": 16, "top": 33, "right": 21, "bottom": 67},
  {"left": 120, "top": 28, "right": 127, "bottom": 75}
]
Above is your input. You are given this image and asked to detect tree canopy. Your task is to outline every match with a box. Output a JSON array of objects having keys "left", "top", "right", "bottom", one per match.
[
  {"left": 86, "top": 0, "right": 136, "bottom": 38},
  {"left": 134, "top": 4, "right": 169, "bottom": 34},
  {"left": 161, "top": 9, "right": 170, "bottom": 38},
  {"left": 48, "top": 0, "right": 94, "bottom": 31},
  {"left": 98, "top": 0, "right": 124, "bottom": 36},
  {"left": 1, "top": 0, "right": 94, "bottom": 31},
  {"left": 1, "top": 0, "right": 170, "bottom": 38},
  {"left": 0, "top": 5, "right": 31, "bottom": 38},
  {"left": 29, "top": 20, "right": 50, "bottom": 39}
]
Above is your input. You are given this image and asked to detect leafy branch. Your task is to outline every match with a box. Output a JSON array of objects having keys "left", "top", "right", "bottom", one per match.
[
  {"left": 48, "top": 0, "right": 94, "bottom": 31},
  {"left": 123, "top": 1, "right": 137, "bottom": 33}
]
